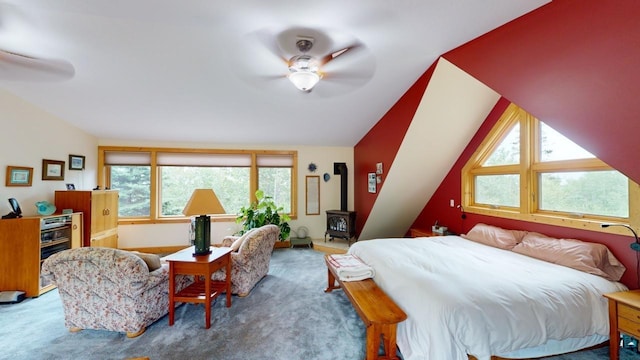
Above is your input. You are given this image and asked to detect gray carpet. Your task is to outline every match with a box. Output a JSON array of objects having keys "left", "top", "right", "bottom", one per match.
[{"left": 0, "top": 248, "right": 639, "bottom": 360}]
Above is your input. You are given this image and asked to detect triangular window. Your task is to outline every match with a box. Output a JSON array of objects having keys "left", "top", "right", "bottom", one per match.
[{"left": 462, "top": 103, "right": 633, "bottom": 230}]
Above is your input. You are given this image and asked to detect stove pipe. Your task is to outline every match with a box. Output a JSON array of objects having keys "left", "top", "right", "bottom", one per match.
[{"left": 333, "top": 162, "right": 348, "bottom": 211}]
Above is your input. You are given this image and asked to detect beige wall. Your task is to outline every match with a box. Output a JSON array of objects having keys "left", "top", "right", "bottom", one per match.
[
  {"left": 100, "top": 141, "right": 354, "bottom": 248},
  {"left": 0, "top": 89, "right": 353, "bottom": 248},
  {"left": 0, "top": 89, "right": 98, "bottom": 217}
]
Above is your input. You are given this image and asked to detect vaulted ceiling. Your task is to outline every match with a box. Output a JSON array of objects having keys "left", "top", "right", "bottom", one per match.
[{"left": 0, "top": 0, "right": 547, "bottom": 146}]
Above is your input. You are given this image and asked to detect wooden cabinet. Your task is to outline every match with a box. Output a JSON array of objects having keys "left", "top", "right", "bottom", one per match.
[
  {"left": 55, "top": 190, "right": 119, "bottom": 248},
  {"left": 604, "top": 290, "right": 640, "bottom": 360},
  {"left": 0, "top": 213, "right": 82, "bottom": 297}
]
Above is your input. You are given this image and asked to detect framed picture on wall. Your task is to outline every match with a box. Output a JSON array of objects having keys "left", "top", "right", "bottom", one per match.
[
  {"left": 69, "top": 154, "right": 85, "bottom": 170},
  {"left": 5, "top": 166, "right": 33, "bottom": 187},
  {"left": 305, "top": 175, "right": 320, "bottom": 215},
  {"left": 42, "top": 159, "right": 65, "bottom": 181},
  {"left": 368, "top": 173, "right": 376, "bottom": 193}
]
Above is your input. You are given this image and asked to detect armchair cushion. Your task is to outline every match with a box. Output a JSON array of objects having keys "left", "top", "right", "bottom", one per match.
[
  {"left": 211, "top": 224, "right": 279, "bottom": 296},
  {"left": 130, "top": 251, "right": 162, "bottom": 271},
  {"left": 229, "top": 228, "right": 258, "bottom": 252}
]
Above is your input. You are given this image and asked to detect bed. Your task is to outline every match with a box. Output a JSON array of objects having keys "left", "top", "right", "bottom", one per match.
[{"left": 347, "top": 224, "right": 628, "bottom": 360}]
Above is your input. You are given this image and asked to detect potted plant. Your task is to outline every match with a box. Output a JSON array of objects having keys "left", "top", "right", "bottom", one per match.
[{"left": 236, "top": 189, "right": 291, "bottom": 246}]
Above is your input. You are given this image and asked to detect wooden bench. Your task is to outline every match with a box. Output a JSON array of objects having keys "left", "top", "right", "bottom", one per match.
[{"left": 324, "top": 255, "right": 407, "bottom": 360}]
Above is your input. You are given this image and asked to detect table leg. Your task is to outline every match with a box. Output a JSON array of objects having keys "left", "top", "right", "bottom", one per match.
[
  {"left": 608, "top": 299, "right": 620, "bottom": 360},
  {"left": 225, "top": 254, "right": 232, "bottom": 307},
  {"left": 204, "top": 274, "right": 211, "bottom": 329},
  {"left": 168, "top": 264, "right": 175, "bottom": 326}
]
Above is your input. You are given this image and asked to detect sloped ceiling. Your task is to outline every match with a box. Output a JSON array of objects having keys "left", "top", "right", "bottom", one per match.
[{"left": 0, "top": 0, "right": 547, "bottom": 147}]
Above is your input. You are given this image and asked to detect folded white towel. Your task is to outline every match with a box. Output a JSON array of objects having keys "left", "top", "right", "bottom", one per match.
[{"left": 327, "top": 254, "right": 375, "bottom": 282}]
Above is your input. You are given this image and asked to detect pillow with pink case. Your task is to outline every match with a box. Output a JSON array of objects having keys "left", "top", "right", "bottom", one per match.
[
  {"left": 512, "top": 232, "right": 625, "bottom": 281},
  {"left": 462, "top": 223, "right": 526, "bottom": 250}
]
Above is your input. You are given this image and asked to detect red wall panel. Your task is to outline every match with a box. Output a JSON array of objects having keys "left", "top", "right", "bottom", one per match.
[{"left": 444, "top": 0, "right": 640, "bottom": 183}]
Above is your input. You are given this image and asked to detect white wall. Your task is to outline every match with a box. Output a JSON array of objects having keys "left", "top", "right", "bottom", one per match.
[
  {"left": 0, "top": 90, "right": 352, "bottom": 248},
  {"left": 0, "top": 89, "right": 98, "bottom": 217},
  {"left": 100, "top": 141, "right": 353, "bottom": 248}
]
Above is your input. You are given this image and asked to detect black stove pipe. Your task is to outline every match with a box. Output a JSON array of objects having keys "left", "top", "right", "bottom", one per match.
[{"left": 333, "top": 162, "right": 348, "bottom": 212}]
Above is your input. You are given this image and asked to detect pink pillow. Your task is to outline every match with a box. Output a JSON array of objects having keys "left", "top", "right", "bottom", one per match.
[
  {"left": 512, "top": 233, "right": 626, "bottom": 281},
  {"left": 462, "top": 223, "right": 523, "bottom": 250}
]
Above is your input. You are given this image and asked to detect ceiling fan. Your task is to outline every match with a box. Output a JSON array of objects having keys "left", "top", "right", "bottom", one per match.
[
  {"left": 0, "top": 2, "right": 74, "bottom": 82},
  {"left": 243, "top": 27, "right": 375, "bottom": 95},
  {"left": 286, "top": 37, "right": 360, "bottom": 92},
  {"left": 0, "top": 49, "right": 75, "bottom": 82}
]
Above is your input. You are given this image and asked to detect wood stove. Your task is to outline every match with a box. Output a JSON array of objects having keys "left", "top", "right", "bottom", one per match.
[
  {"left": 325, "top": 210, "right": 356, "bottom": 243},
  {"left": 325, "top": 163, "right": 357, "bottom": 245}
]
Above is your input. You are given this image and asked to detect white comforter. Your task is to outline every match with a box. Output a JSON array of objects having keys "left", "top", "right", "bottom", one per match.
[{"left": 348, "top": 236, "right": 628, "bottom": 360}]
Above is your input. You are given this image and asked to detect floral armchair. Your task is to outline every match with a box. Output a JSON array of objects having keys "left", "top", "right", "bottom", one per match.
[
  {"left": 211, "top": 224, "right": 280, "bottom": 297},
  {"left": 41, "top": 247, "right": 191, "bottom": 338}
]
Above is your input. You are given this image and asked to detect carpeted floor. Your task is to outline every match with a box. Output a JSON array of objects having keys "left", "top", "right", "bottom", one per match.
[{"left": 0, "top": 248, "right": 639, "bottom": 360}]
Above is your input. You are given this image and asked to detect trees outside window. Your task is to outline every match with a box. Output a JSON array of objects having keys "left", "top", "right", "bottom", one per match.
[{"left": 99, "top": 147, "right": 297, "bottom": 222}]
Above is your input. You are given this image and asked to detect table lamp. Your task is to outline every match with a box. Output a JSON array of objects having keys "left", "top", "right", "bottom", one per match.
[{"left": 182, "top": 189, "right": 226, "bottom": 256}]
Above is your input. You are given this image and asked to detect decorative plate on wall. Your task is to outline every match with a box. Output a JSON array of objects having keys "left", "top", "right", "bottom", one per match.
[
  {"left": 308, "top": 163, "right": 317, "bottom": 172},
  {"left": 323, "top": 173, "right": 330, "bottom": 182}
]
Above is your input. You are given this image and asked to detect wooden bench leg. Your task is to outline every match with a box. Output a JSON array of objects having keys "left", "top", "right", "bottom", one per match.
[
  {"left": 365, "top": 323, "right": 400, "bottom": 360},
  {"left": 324, "top": 268, "right": 340, "bottom": 293},
  {"left": 365, "top": 324, "right": 381, "bottom": 360},
  {"left": 381, "top": 323, "right": 400, "bottom": 360}
]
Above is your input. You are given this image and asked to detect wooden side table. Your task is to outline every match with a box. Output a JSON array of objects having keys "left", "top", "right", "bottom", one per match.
[
  {"left": 603, "top": 290, "right": 640, "bottom": 360},
  {"left": 164, "top": 246, "right": 232, "bottom": 329},
  {"left": 409, "top": 228, "right": 435, "bottom": 238}
]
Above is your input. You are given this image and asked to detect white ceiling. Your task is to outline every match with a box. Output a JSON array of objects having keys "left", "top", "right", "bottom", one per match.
[{"left": 0, "top": 0, "right": 548, "bottom": 147}]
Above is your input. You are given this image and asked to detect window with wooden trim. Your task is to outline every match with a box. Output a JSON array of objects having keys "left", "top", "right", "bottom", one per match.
[
  {"left": 462, "top": 103, "right": 636, "bottom": 232},
  {"left": 99, "top": 147, "right": 297, "bottom": 222}
]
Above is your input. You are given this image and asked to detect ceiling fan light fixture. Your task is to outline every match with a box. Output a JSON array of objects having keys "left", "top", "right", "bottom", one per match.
[{"left": 288, "top": 54, "right": 321, "bottom": 92}]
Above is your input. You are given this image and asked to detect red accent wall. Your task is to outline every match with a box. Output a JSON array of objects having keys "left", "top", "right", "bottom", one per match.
[
  {"left": 444, "top": 0, "right": 640, "bottom": 184},
  {"left": 353, "top": 63, "right": 437, "bottom": 236}
]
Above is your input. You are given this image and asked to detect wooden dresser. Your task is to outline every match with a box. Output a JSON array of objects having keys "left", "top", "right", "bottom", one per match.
[
  {"left": 55, "top": 190, "right": 119, "bottom": 248},
  {"left": 604, "top": 290, "right": 640, "bottom": 360}
]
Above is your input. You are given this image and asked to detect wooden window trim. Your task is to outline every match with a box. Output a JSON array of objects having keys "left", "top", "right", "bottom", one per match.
[
  {"left": 462, "top": 103, "right": 638, "bottom": 236},
  {"left": 98, "top": 146, "right": 297, "bottom": 224}
]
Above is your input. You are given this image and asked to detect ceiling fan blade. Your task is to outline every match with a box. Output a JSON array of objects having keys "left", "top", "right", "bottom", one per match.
[
  {"left": 252, "top": 29, "right": 289, "bottom": 64},
  {"left": 0, "top": 50, "right": 74, "bottom": 82},
  {"left": 319, "top": 41, "right": 364, "bottom": 66}
]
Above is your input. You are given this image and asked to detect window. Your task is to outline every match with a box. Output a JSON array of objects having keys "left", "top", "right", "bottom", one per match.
[
  {"left": 462, "top": 103, "right": 636, "bottom": 232},
  {"left": 99, "top": 147, "right": 297, "bottom": 222}
]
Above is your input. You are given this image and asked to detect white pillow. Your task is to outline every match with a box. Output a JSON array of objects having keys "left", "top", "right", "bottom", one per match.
[{"left": 230, "top": 228, "right": 256, "bottom": 251}]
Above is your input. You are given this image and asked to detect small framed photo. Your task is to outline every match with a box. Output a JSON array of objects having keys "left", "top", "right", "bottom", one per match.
[
  {"left": 42, "top": 159, "right": 65, "bottom": 181},
  {"left": 6, "top": 166, "right": 33, "bottom": 187},
  {"left": 368, "top": 173, "right": 377, "bottom": 193},
  {"left": 69, "top": 154, "right": 85, "bottom": 170},
  {"left": 66, "top": 183, "right": 76, "bottom": 190}
]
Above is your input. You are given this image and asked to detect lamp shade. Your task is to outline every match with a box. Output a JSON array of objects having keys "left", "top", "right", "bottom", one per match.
[{"left": 182, "top": 189, "right": 226, "bottom": 216}]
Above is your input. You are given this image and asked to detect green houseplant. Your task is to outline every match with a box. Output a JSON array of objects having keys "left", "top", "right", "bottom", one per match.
[{"left": 236, "top": 189, "right": 291, "bottom": 241}]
